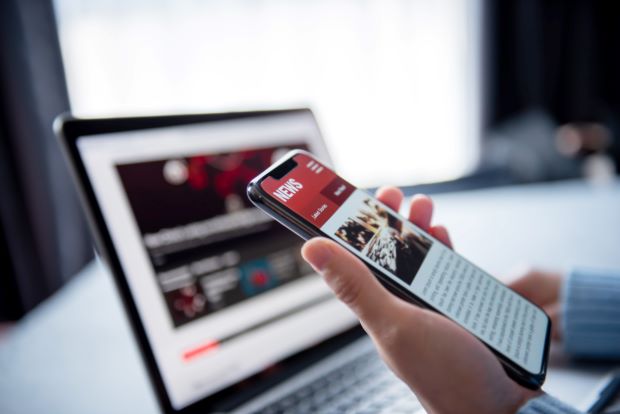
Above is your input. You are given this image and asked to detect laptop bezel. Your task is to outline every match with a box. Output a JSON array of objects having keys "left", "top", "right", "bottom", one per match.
[{"left": 54, "top": 109, "right": 364, "bottom": 413}]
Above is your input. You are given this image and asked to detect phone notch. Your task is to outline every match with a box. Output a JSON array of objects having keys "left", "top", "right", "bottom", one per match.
[{"left": 269, "top": 158, "right": 298, "bottom": 179}]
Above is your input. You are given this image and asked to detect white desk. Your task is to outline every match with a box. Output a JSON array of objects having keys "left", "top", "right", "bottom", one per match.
[{"left": 1, "top": 179, "right": 619, "bottom": 413}]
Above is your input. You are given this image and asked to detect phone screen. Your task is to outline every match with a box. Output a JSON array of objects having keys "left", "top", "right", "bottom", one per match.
[{"left": 259, "top": 152, "right": 548, "bottom": 375}]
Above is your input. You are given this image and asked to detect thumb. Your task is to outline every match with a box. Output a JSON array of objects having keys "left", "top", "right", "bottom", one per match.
[{"left": 302, "top": 237, "right": 403, "bottom": 335}]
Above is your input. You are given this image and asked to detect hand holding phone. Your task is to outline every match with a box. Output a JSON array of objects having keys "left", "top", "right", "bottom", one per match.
[{"left": 247, "top": 150, "right": 550, "bottom": 412}]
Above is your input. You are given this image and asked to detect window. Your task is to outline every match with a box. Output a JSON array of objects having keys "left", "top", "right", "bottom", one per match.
[{"left": 54, "top": 0, "right": 481, "bottom": 187}]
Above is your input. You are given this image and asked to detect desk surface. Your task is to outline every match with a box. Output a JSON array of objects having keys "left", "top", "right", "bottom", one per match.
[{"left": 1, "top": 179, "right": 619, "bottom": 414}]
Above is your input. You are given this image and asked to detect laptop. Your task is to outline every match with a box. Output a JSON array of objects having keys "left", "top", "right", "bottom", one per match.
[{"left": 56, "top": 109, "right": 423, "bottom": 413}]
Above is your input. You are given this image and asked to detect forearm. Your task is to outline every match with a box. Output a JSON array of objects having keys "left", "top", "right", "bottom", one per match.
[{"left": 562, "top": 268, "right": 620, "bottom": 358}]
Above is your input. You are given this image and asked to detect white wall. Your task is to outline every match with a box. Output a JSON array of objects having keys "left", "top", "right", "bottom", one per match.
[{"left": 54, "top": 0, "right": 481, "bottom": 187}]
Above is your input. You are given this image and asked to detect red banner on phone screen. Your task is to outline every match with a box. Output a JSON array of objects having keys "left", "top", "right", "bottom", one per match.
[{"left": 260, "top": 153, "right": 354, "bottom": 228}]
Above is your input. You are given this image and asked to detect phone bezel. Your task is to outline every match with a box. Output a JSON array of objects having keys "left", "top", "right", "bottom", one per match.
[{"left": 247, "top": 149, "right": 551, "bottom": 390}]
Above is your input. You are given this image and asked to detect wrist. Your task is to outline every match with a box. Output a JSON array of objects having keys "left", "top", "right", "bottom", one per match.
[{"left": 511, "top": 389, "right": 545, "bottom": 414}]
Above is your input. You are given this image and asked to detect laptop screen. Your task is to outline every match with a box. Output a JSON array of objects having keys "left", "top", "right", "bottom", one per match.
[{"left": 75, "top": 112, "right": 356, "bottom": 409}]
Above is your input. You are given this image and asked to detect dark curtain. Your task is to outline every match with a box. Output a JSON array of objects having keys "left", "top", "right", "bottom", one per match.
[
  {"left": 0, "top": 0, "right": 92, "bottom": 320},
  {"left": 483, "top": 0, "right": 620, "bottom": 166}
]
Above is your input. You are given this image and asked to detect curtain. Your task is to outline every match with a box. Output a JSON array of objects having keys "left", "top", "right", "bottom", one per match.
[
  {"left": 0, "top": 0, "right": 92, "bottom": 319},
  {"left": 483, "top": 0, "right": 620, "bottom": 172}
]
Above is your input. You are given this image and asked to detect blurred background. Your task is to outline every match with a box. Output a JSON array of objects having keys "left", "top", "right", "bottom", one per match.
[{"left": 0, "top": 0, "right": 619, "bottom": 322}]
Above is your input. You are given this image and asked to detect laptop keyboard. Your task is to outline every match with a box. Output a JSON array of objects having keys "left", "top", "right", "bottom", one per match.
[{"left": 258, "top": 350, "right": 423, "bottom": 414}]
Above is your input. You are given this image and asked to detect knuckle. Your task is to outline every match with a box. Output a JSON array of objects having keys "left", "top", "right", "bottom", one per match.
[
  {"left": 377, "top": 324, "right": 401, "bottom": 348},
  {"left": 374, "top": 318, "right": 406, "bottom": 349},
  {"left": 324, "top": 269, "right": 362, "bottom": 307},
  {"left": 525, "top": 267, "right": 542, "bottom": 278}
]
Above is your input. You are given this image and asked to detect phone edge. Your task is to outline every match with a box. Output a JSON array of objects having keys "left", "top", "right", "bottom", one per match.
[{"left": 247, "top": 150, "right": 550, "bottom": 390}]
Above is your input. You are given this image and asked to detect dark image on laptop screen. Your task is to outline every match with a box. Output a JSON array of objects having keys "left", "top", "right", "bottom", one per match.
[{"left": 116, "top": 146, "right": 311, "bottom": 327}]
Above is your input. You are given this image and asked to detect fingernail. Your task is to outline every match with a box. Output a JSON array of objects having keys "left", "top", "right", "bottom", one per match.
[{"left": 302, "top": 241, "right": 333, "bottom": 272}]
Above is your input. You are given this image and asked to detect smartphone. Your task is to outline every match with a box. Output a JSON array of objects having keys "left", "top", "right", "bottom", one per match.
[{"left": 247, "top": 149, "right": 551, "bottom": 389}]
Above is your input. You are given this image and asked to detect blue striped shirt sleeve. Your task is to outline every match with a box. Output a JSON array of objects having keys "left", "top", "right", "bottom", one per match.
[
  {"left": 562, "top": 268, "right": 620, "bottom": 358},
  {"left": 517, "top": 394, "right": 582, "bottom": 414},
  {"left": 518, "top": 268, "right": 620, "bottom": 414}
]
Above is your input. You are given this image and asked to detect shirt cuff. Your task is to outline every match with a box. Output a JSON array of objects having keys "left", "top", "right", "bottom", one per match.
[
  {"left": 517, "top": 394, "right": 581, "bottom": 414},
  {"left": 562, "top": 268, "right": 620, "bottom": 358}
]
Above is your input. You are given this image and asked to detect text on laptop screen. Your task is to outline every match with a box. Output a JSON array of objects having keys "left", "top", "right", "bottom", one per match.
[{"left": 77, "top": 113, "right": 356, "bottom": 409}]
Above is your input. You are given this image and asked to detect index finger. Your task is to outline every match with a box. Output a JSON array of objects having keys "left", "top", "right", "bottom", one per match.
[
  {"left": 408, "top": 194, "right": 433, "bottom": 231},
  {"left": 376, "top": 186, "right": 404, "bottom": 213}
]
